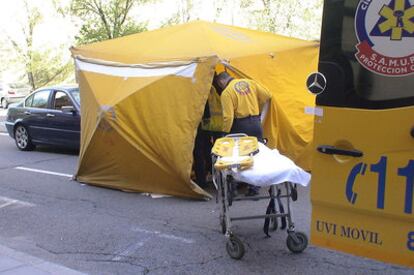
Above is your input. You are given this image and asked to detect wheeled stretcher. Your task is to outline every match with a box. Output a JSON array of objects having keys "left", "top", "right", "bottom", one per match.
[{"left": 212, "top": 134, "right": 311, "bottom": 259}]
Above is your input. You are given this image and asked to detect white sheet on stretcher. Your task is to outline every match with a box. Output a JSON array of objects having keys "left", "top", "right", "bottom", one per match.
[{"left": 229, "top": 143, "right": 311, "bottom": 187}]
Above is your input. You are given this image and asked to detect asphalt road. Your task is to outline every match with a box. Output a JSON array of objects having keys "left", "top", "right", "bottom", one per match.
[
  {"left": 0, "top": 126, "right": 412, "bottom": 274},
  {"left": 0, "top": 109, "right": 6, "bottom": 133}
]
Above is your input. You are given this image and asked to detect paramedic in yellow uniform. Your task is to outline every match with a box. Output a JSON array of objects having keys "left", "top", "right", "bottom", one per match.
[
  {"left": 201, "top": 85, "right": 224, "bottom": 134},
  {"left": 215, "top": 71, "right": 272, "bottom": 195}
]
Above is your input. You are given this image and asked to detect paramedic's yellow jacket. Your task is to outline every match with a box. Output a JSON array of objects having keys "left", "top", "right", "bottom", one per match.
[
  {"left": 201, "top": 86, "right": 223, "bottom": 132},
  {"left": 221, "top": 79, "right": 272, "bottom": 132}
]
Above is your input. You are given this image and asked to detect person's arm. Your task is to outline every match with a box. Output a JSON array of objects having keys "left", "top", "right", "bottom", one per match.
[
  {"left": 220, "top": 91, "right": 234, "bottom": 133},
  {"left": 260, "top": 100, "right": 269, "bottom": 124},
  {"left": 256, "top": 82, "right": 272, "bottom": 112}
]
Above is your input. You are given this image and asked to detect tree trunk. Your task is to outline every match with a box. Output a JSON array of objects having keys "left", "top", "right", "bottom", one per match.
[{"left": 27, "top": 71, "right": 35, "bottom": 90}]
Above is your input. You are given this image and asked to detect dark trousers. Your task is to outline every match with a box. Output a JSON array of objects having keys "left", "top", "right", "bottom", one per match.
[
  {"left": 193, "top": 128, "right": 226, "bottom": 188},
  {"left": 193, "top": 128, "right": 211, "bottom": 188},
  {"left": 230, "top": 115, "right": 263, "bottom": 142}
]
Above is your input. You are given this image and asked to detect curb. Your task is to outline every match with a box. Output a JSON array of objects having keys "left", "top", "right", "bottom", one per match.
[{"left": 0, "top": 244, "right": 86, "bottom": 275}]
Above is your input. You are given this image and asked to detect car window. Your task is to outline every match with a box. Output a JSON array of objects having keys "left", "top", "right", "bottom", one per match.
[
  {"left": 31, "top": 90, "right": 50, "bottom": 108},
  {"left": 53, "top": 91, "right": 73, "bottom": 110},
  {"left": 70, "top": 89, "right": 80, "bottom": 105},
  {"left": 25, "top": 94, "right": 34, "bottom": 107}
]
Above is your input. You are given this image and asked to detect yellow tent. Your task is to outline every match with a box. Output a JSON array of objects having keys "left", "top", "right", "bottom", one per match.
[{"left": 70, "top": 20, "right": 318, "bottom": 199}]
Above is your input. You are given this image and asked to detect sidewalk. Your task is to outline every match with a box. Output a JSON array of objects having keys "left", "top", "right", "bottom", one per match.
[{"left": 0, "top": 244, "right": 85, "bottom": 275}]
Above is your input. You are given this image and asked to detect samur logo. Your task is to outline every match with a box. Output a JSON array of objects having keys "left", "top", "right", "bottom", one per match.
[
  {"left": 355, "top": 0, "right": 414, "bottom": 77},
  {"left": 234, "top": 81, "right": 252, "bottom": 95}
]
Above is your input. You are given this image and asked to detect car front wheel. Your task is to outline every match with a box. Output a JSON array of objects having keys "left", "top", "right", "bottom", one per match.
[{"left": 14, "top": 125, "right": 34, "bottom": 151}]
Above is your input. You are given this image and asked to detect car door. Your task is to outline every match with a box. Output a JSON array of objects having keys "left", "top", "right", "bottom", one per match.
[
  {"left": 310, "top": 0, "right": 414, "bottom": 268},
  {"left": 46, "top": 90, "right": 80, "bottom": 148},
  {"left": 23, "top": 90, "right": 52, "bottom": 143}
]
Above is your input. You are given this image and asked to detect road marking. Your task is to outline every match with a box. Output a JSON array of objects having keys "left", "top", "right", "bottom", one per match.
[
  {"left": 132, "top": 227, "right": 194, "bottom": 244},
  {"left": 15, "top": 167, "right": 72, "bottom": 178},
  {"left": 111, "top": 227, "right": 194, "bottom": 261},
  {"left": 0, "top": 196, "right": 35, "bottom": 209},
  {"left": 0, "top": 133, "right": 8, "bottom": 136},
  {"left": 111, "top": 238, "right": 150, "bottom": 261}
]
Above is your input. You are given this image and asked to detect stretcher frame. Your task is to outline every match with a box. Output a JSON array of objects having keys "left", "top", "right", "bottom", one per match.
[{"left": 212, "top": 134, "right": 308, "bottom": 259}]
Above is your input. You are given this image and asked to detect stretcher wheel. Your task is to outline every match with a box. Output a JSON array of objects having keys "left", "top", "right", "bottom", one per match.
[
  {"left": 226, "top": 235, "right": 245, "bottom": 260},
  {"left": 286, "top": 232, "right": 308, "bottom": 253}
]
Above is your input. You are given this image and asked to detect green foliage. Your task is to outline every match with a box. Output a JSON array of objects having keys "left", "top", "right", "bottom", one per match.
[
  {"left": 243, "top": 0, "right": 323, "bottom": 40},
  {"left": 31, "top": 48, "right": 74, "bottom": 88},
  {"left": 239, "top": 0, "right": 255, "bottom": 9},
  {"left": 0, "top": 39, "right": 12, "bottom": 74},
  {"left": 161, "top": 0, "right": 194, "bottom": 27},
  {"left": 1, "top": 0, "right": 74, "bottom": 90},
  {"left": 161, "top": 12, "right": 182, "bottom": 28},
  {"left": 71, "top": 0, "right": 150, "bottom": 44},
  {"left": 76, "top": 19, "right": 147, "bottom": 44},
  {"left": 207, "top": 0, "right": 322, "bottom": 40}
]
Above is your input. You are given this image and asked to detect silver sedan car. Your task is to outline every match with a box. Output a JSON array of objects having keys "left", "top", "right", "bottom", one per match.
[{"left": 0, "top": 82, "right": 32, "bottom": 109}]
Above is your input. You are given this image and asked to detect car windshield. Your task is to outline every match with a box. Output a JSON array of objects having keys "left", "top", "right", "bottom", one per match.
[{"left": 70, "top": 89, "right": 80, "bottom": 105}]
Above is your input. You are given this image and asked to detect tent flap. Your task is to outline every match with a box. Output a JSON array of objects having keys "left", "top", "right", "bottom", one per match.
[{"left": 75, "top": 55, "right": 218, "bottom": 199}]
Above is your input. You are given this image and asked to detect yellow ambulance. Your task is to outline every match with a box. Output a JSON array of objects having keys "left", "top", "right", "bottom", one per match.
[{"left": 309, "top": 0, "right": 414, "bottom": 268}]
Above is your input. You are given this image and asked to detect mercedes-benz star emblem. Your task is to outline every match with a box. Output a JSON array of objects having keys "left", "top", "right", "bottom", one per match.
[{"left": 306, "top": 72, "right": 327, "bottom": 95}]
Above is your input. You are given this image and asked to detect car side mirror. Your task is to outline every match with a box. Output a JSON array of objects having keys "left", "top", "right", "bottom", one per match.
[{"left": 61, "top": 106, "right": 76, "bottom": 115}]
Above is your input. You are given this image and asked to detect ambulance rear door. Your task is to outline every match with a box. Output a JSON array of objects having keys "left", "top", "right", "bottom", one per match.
[{"left": 309, "top": 0, "right": 414, "bottom": 268}]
